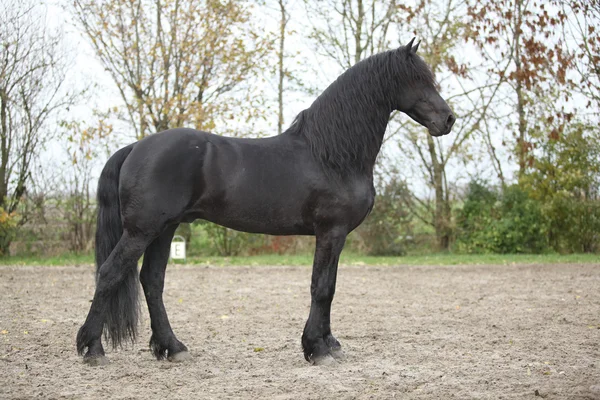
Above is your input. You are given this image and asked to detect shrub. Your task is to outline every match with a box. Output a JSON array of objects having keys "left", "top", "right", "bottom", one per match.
[
  {"left": 455, "top": 182, "right": 547, "bottom": 254},
  {"left": 494, "top": 185, "right": 548, "bottom": 253},
  {"left": 200, "top": 221, "right": 265, "bottom": 256},
  {"left": 543, "top": 195, "right": 600, "bottom": 253},
  {"left": 0, "top": 207, "right": 19, "bottom": 255},
  {"left": 454, "top": 182, "right": 498, "bottom": 253},
  {"left": 521, "top": 123, "right": 600, "bottom": 253}
]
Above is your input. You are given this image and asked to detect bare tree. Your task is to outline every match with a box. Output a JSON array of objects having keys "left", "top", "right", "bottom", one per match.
[
  {"left": 72, "top": 0, "right": 273, "bottom": 139},
  {"left": 0, "top": 1, "right": 76, "bottom": 254},
  {"left": 304, "top": 0, "right": 398, "bottom": 69}
]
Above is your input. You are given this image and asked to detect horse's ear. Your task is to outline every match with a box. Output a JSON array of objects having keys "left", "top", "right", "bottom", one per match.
[
  {"left": 405, "top": 37, "right": 416, "bottom": 53},
  {"left": 411, "top": 40, "right": 420, "bottom": 54}
]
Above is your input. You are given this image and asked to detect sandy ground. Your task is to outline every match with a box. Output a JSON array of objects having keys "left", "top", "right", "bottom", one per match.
[{"left": 0, "top": 263, "right": 599, "bottom": 399}]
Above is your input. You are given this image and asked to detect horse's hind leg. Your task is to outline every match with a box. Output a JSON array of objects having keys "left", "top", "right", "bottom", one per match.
[
  {"left": 140, "top": 224, "right": 190, "bottom": 362},
  {"left": 302, "top": 227, "right": 347, "bottom": 365},
  {"left": 77, "top": 231, "right": 151, "bottom": 365}
]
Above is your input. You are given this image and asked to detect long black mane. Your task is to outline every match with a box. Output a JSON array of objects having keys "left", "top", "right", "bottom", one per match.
[{"left": 285, "top": 47, "right": 435, "bottom": 175}]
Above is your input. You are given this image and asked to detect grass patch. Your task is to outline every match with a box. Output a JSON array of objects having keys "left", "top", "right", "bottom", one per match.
[
  {"left": 183, "top": 253, "right": 599, "bottom": 266},
  {"left": 339, "top": 253, "right": 600, "bottom": 266},
  {"left": 2, "top": 252, "right": 595, "bottom": 266},
  {"left": 0, "top": 251, "right": 597, "bottom": 267},
  {"left": 0, "top": 253, "right": 94, "bottom": 266}
]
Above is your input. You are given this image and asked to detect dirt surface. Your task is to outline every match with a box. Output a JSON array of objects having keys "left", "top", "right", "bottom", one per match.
[{"left": 1, "top": 263, "right": 599, "bottom": 399}]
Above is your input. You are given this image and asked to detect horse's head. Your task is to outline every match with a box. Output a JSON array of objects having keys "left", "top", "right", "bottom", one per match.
[{"left": 393, "top": 39, "right": 455, "bottom": 137}]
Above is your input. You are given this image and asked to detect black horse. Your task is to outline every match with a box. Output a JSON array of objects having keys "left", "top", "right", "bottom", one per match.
[{"left": 77, "top": 39, "right": 455, "bottom": 366}]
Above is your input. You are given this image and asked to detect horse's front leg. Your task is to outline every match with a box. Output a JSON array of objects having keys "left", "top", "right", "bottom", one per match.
[{"left": 302, "top": 227, "right": 347, "bottom": 365}]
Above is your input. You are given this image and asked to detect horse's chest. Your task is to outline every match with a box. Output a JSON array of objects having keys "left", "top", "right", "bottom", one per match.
[
  {"left": 307, "top": 181, "right": 374, "bottom": 230},
  {"left": 349, "top": 191, "right": 375, "bottom": 229}
]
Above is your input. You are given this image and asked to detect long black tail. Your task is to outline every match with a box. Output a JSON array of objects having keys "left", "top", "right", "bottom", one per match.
[{"left": 95, "top": 143, "right": 137, "bottom": 349}]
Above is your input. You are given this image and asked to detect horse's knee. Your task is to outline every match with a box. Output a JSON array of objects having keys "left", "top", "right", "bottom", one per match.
[{"left": 311, "top": 285, "right": 335, "bottom": 303}]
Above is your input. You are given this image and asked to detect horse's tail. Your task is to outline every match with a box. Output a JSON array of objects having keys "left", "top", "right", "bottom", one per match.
[{"left": 95, "top": 143, "right": 137, "bottom": 349}]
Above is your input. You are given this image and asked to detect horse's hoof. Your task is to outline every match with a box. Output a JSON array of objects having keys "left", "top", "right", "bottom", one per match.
[
  {"left": 83, "top": 355, "right": 109, "bottom": 366},
  {"left": 310, "top": 354, "right": 337, "bottom": 366},
  {"left": 168, "top": 351, "right": 192, "bottom": 363},
  {"left": 330, "top": 348, "right": 346, "bottom": 361}
]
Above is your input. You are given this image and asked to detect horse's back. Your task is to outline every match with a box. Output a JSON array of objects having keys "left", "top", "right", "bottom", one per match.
[
  {"left": 187, "top": 131, "right": 321, "bottom": 234},
  {"left": 117, "top": 127, "right": 373, "bottom": 236},
  {"left": 117, "top": 128, "right": 319, "bottom": 234}
]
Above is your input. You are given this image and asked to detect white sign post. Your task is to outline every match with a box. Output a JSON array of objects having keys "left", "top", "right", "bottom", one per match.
[{"left": 170, "top": 235, "right": 186, "bottom": 263}]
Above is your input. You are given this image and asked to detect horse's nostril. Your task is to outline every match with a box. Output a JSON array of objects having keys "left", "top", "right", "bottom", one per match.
[{"left": 446, "top": 113, "right": 456, "bottom": 128}]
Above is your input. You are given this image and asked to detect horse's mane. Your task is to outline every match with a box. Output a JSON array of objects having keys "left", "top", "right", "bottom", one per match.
[{"left": 285, "top": 47, "right": 435, "bottom": 175}]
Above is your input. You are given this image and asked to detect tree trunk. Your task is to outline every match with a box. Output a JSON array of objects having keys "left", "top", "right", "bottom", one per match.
[
  {"left": 427, "top": 135, "right": 450, "bottom": 250},
  {"left": 354, "top": 0, "right": 365, "bottom": 64},
  {"left": 514, "top": 0, "right": 527, "bottom": 177},
  {"left": 277, "top": 0, "right": 287, "bottom": 135},
  {"left": 0, "top": 87, "right": 13, "bottom": 254},
  {"left": 0, "top": 88, "right": 8, "bottom": 207}
]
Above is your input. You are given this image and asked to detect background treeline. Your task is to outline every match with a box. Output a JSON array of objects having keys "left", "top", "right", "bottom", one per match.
[{"left": 1, "top": 0, "right": 598, "bottom": 257}]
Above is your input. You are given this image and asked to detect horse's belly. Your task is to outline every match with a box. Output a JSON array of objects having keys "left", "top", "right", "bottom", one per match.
[{"left": 188, "top": 193, "right": 313, "bottom": 235}]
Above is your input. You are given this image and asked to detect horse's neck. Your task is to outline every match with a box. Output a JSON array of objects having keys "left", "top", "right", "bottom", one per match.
[
  {"left": 294, "top": 72, "right": 394, "bottom": 176},
  {"left": 331, "top": 95, "right": 390, "bottom": 169}
]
